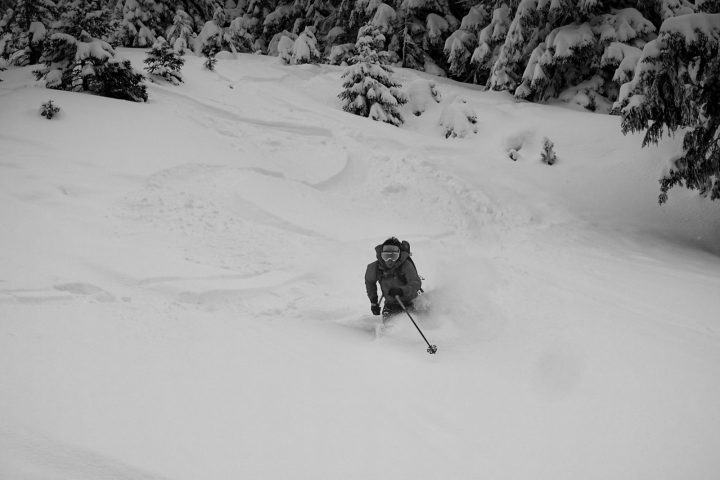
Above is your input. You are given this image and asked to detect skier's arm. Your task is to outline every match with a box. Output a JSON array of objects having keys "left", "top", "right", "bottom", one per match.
[
  {"left": 401, "top": 261, "right": 422, "bottom": 300},
  {"left": 365, "top": 262, "right": 379, "bottom": 303}
]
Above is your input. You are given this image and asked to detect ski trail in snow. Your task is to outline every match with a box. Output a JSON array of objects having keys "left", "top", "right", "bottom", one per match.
[
  {"left": 148, "top": 83, "right": 334, "bottom": 137},
  {"left": 0, "top": 426, "right": 169, "bottom": 480}
]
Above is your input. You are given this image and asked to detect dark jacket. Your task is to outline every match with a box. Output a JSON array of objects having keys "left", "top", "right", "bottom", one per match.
[{"left": 365, "top": 244, "right": 422, "bottom": 306}]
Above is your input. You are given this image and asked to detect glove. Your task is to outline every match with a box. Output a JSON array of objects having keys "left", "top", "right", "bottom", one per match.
[
  {"left": 388, "top": 288, "right": 403, "bottom": 298},
  {"left": 371, "top": 304, "right": 381, "bottom": 315}
]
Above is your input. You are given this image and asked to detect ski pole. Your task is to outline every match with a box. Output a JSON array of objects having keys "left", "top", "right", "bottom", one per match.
[{"left": 395, "top": 296, "right": 437, "bottom": 355}]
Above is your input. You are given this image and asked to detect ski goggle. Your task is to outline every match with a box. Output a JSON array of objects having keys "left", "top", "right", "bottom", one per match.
[{"left": 381, "top": 251, "right": 400, "bottom": 262}]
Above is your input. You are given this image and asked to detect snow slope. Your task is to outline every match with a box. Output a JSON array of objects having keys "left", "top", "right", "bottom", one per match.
[{"left": 1, "top": 51, "right": 720, "bottom": 480}]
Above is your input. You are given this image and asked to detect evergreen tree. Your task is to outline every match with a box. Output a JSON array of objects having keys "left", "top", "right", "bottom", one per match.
[
  {"left": 263, "top": 1, "right": 298, "bottom": 40},
  {"left": 0, "top": 0, "right": 56, "bottom": 65},
  {"left": 444, "top": 5, "right": 493, "bottom": 80},
  {"left": 290, "top": 26, "right": 320, "bottom": 64},
  {"left": 471, "top": 3, "right": 511, "bottom": 84},
  {"left": 397, "top": 0, "right": 458, "bottom": 72},
  {"left": 165, "top": 8, "right": 196, "bottom": 53},
  {"left": 227, "top": 13, "right": 259, "bottom": 52},
  {"left": 195, "top": 6, "right": 232, "bottom": 55},
  {"left": 616, "top": 13, "right": 720, "bottom": 202},
  {"left": 202, "top": 41, "right": 219, "bottom": 70},
  {"left": 34, "top": 33, "right": 147, "bottom": 101},
  {"left": 113, "top": 0, "right": 168, "bottom": 47},
  {"left": 276, "top": 32, "right": 295, "bottom": 62},
  {"left": 540, "top": 137, "right": 557, "bottom": 164},
  {"left": 55, "top": 0, "right": 113, "bottom": 41},
  {"left": 514, "top": 7, "right": 656, "bottom": 111},
  {"left": 488, "top": 0, "right": 579, "bottom": 92},
  {"left": 488, "top": 0, "right": 542, "bottom": 91},
  {"left": 144, "top": 36, "right": 184, "bottom": 84},
  {"left": 338, "top": 23, "right": 407, "bottom": 127},
  {"left": 438, "top": 96, "right": 477, "bottom": 138}
]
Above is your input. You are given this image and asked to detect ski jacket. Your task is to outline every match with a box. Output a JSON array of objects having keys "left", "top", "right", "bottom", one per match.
[{"left": 365, "top": 245, "right": 422, "bottom": 306}]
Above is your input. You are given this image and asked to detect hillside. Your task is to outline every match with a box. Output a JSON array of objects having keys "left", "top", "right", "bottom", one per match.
[{"left": 1, "top": 51, "right": 720, "bottom": 480}]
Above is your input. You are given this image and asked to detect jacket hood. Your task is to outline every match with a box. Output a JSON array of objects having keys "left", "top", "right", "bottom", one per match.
[{"left": 375, "top": 244, "right": 410, "bottom": 270}]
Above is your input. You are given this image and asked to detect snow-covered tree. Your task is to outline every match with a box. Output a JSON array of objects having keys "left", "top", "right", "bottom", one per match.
[
  {"left": 488, "top": 0, "right": 587, "bottom": 92},
  {"left": 165, "top": 8, "right": 195, "bottom": 53},
  {"left": 471, "top": 4, "right": 511, "bottom": 84},
  {"left": 289, "top": 26, "right": 320, "bottom": 64},
  {"left": 515, "top": 8, "right": 656, "bottom": 111},
  {"left": 438, "top": 96, "right": 477, "bottom": 138},
  {"left": 144, "top": 36, "right": 184, "bottom": 84},
  {"left": 40, "top": 99, "right": 60, "bottom": 119},
  {"left": 195, "top": 6, "right": 233, "bottom": 55},
  {"left": 276, "top": 32, "right": 295, "bottom": 62},
  {"left": 488, "top": 0, "right": 543, "bottom": 91},
  {"left": 443, "top": 5, "right": 490, "bottom": 80},
  {"left": 540, "top": 137, "right": 557, "bottom": 164},
  {"left": 0, "top": 0, "right": 56, "bottom": 65},
  {"left": 34, "top": 33, "right": 147, "bottom": 101},
  {"left": 338, "top": 24, "right": 407, "bottom": 127},
  {"left": 113, "top": 0, "right": 167, "bottom": 47},
  {"left": 327, "top": 42, "right": 355, "bottom": 64},
  {"left": 616, "top": 13, "right": 720, "bottom": 202},
  {"left": 202, "top": 40, "right": 219, "bottom": 70},
  {"left": 227, "top": 13, "right": 260, "bottom": 52},
  {"left": 397, "top": 0, "right": 458, "bottom": 72},
  {"left": 405, "top": 78, "right": 441, "bottom": 116},
  {"left": 54, "top": 0, "right": 112, "bottom": 41}
]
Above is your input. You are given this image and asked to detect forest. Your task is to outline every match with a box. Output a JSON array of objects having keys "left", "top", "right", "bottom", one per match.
[{"left": 1, "top": 0, "right": 718, "bottom": 201}]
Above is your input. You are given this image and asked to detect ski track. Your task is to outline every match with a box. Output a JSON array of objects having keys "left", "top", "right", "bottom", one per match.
[
  {"left": 3, "top": 52, "right": 720, "bottom": 480},
  {"left": 148, "top": 83, "right": 334, "bottom": 138},
  {"left": 0, "top": 427, "right": 169, "bottom": 480}
]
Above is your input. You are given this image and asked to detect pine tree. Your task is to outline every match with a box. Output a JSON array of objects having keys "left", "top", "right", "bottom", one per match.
[
  {"left": 438, "top": 96, "right": 477, "bottom": 138},
  {"left": 263, "top": 2, "right": 299, "bottom": 41},
  {"left": 290, "top": 26, "right": 320, "bottom": 64},
  {"left": 55, "top": 0, "right": 112, "bottom": 40},
  {"left": 488, "top": 0, "right": 542, "bottom": 91},
  {"left": 34, "top": 33, "right": 147, "bottom": 101},
  {"left": 471, "top": 4, "right": 511, "bottom": 85},
  {"left": 616, "top": 13, "right": 720, "bottom": 202},
  {"left": 113, "top": 0, "right": 167, "bottom": 47},
  {"left": 540, "top": 137, "right": 557, "bottom": 164},
  {"left": 514, "top": 8, "right": 656, "bottom": 111},
  {"left": 195, "top": 6, "right": 232, "bottom": 55},
  {"left": 338, "top": 23, "right": 407, "bottom": 127},
  {"left": 40, "top": 99, "right": 61, "bottom": 119},
  {"left": 444, "top": 5, "right": 490, "bottom": 80},
  {"left": 144, "top": 36, "right": 184, "bottom": 84},
  {"left": 397, "top": 0, "right": 457, "bottom": 73},
  {"left": 0, "top": 0, "right": 56, "bottom": 65},
  {"left": 202, "top": 41, "right": 219, "bottom": 70},
  {"left": 165, "top": 8, "right": 195, "bottom": 53},
  {"left": 227, "top": 13, "right": 258, "bottom": 53}
]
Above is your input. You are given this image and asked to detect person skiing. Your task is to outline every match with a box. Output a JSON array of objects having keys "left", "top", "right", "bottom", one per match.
[{"left": 365, "top": 237, "right": 422, "bottom": 318}]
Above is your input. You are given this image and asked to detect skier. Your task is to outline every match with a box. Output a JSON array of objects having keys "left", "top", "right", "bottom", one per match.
[{"left": 365, "top": 237, "right": 422, "bottom": 318}]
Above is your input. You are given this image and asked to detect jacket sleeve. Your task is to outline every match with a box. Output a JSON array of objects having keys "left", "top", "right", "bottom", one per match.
[
  {"left": 401, "top": 260, "right": 422, "bottom": 301},
  {"left": 365, "top": 262, "right": 379, "bottom": 303}
]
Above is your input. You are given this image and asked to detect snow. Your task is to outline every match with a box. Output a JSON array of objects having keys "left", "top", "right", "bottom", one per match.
[
  {"left": 547, "top": 23, "right": 595, "bottom": 58},
  {"left": 602, "top": 42, "right": 643, "bottom": 83},
  {"left": 2, "top": 50, "right": 720, "bottom": 480},
  {"left": 75, "top": 39, "right": 114, "bottom": 62},
  {"left": 29, "top": 22, "right": 47, "bottom": 44},
  {"left": 371, "top": 3, "right": 396, "bottom": 31},
  {"left": 425, "top": 13, "right": 450, "bottom": 41},
  {"left": 660, "top": 13, "right": 720, "bottom": 43}
]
